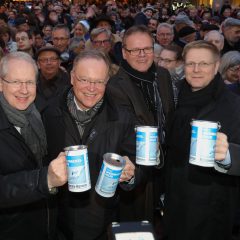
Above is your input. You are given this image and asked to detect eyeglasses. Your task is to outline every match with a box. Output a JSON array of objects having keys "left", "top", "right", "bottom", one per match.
[
  {"left": 92, "top": 39, "right": 111, "bottom": 46},
  {"left": 73, "top": 72, "right": 107, "bottom": 88},
  {"left": 228, "top": 65, "right": 240, "bottom": 73},
  {"left": 38, "top": 57, "right": 59, "bottom": 63},
  {"left": 124, "top": 46, "right": 154, "bottom": 56},
  {"left": 16, "top": 36, "right": 29, "bottom": 42},
  {"left": 158, "top": 57, "right": 176, "bottom": 64},
  {"left": 52, "top": 37, "right": 69, "bottom": 42},
  {"left": 157, "top": 33, "right": 173, "bottom": 38},
  {"left": 185, "top": 61, "right": 215, "bottom": 69},
  {"left": 1, "top": 77, "right": 36, "bottom": 88}
]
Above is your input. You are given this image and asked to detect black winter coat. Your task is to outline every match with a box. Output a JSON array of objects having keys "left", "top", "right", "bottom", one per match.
[
  {"left": 164, "top": 75, "right": 240, "bottom": 240},
  {"left": 106, "top": 66, "right": 175, "bottom": 222},
  {"left": 0, "top": 104, "right": 56, "bottom": 240},
  {"left": 42, "top": 90, "right": 137, "bottom": 240}
]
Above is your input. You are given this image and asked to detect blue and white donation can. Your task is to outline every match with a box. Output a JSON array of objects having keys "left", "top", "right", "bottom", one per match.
[
  {"left": 189, "top": 120, "right": 220, "bottom": 167},
  {"left": 65, "top": 145, "right": 91, "bottom": 192},
  {"left": 95, "top": 153, "right": 126, "bottom": 198},
  {"left": 136, "top": 126, "right": 159, "bottom": 166}
]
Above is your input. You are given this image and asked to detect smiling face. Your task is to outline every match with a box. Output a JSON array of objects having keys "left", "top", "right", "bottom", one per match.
[
  {"left": 122, "top": 32, "right": 154, "bottom": 72},
  {"left": 0, "top": 59, "right": 36, "bottom": 110},
  {"left": 71, "top": 58, "right": 109, "bottom": 110},
  {"left": 184, "top": 48, "right": 219, "bottom": 91}
]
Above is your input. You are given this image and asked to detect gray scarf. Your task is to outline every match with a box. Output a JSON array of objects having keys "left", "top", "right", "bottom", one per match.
[
  {"left": 67, "top": 88, "right": 103, "bottom": 138},
  {"left": 0, "top": 92, "right": 47, "bottom": 165}
]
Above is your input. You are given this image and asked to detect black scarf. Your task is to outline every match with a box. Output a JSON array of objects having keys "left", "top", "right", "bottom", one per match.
[
  {"left": 67, "top": 88, "right": 103, "bottom": 138},
  {"left": 0, "top": 92, "right": 47, "bottom": 165},
  {"left": 168, "top": 73, "right": 224, "bottom": 164},
  {"left": 121, "top": 60, "right": 166, "bottom": 143}
]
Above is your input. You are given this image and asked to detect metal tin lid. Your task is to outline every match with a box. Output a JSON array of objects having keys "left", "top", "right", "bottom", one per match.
[{"left": 103, "top": 153, "right": 126, "bottom": 168}]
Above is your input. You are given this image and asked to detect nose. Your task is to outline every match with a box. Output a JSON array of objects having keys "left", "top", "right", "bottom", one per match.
[
  {"left": 19, "top": 82, "right": 28, "bottom": 93},
  {"left": 88, "top": 82, "right": 97, "bottom": 91},
  {"left": 193, "top": 63, "right": 200, "bottom": 72},
  {"left": 139, "top": 49, "right": 145, "bottom": 57}
]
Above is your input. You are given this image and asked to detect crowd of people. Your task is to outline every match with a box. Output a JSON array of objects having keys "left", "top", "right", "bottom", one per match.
[{"left": 0, "top": 0, "right": 240, "bottom": 240}]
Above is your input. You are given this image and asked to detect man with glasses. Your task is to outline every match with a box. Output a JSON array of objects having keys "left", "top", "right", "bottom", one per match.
[
  {"left": 164, "top": 40, "right": 240, "bottom": 240},
  {"left": 35, "top": 46, "right": 70, "bottom": 107},
  {"left": 0, "top": 51, "right": 67, "bottom": 240},
  {"left": 107, "top": 25, "right": 175, "bottom": 223},
  {"left": 90, "top": 27, "right": 119, "bottom": 74},
  {"left": 42, "top": 49, "right": 139, "bottom": 240},
  {"left": 52, "top": 24, "right": 75, "bottom": 72},
  {"left": 16, "top": 30, "right": 35, "bottom": 57},
  {"left": 156, "top": 23, "right": 174, "bottom": 47}
]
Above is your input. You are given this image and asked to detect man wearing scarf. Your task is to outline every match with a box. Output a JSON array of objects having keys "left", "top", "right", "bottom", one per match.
[
  {"left": 0, "top": 52, "right": 67, "bottom": 240},
  {"left": 42, "top": 49, "right": 139, "bottom": 240},
  {"left": 107, "top": 25, "right": 175, "bottom": 223},
  {"left": 164, "top": 41, "right": 240, "bottom": 240}
]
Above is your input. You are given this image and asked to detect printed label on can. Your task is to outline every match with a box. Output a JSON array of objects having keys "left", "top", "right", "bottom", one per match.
[
  {"left": 136, "top": 126, "right": 158, "bottom": 166},
  {"left": 95, "top": 153, "right": 125, "bottom": 198},
  {"left": 66, "top": 147, "right": 91, "bottom": 192},
  {"left": 189, "top": 121, "right": 219, "bottom": 167}
]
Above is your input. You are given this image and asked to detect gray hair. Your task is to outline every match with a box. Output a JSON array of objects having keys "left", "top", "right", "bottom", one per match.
[
  {"left": 0, "top": 52, "right": 38, "bottom": 80},
  {"left": 222, "top": 17, "right": 240, "bottom": 29},
  {"left": 204, "top": 30, "right": 224, "bottom": 42},
  {"left": 157, "top": 23, "right": 174, "bottom": 35},
  {"left": 52, "top": 24, "right": 70, "bottom": 37},
  {"left": 90, "top": 27, "right": 112, "bottom": 42},
  {"left": 219, "top": 51, "right": 240, "bottom": 79},
  {"left": 72, "top": 49, "right": 111, "bottom": 76}
]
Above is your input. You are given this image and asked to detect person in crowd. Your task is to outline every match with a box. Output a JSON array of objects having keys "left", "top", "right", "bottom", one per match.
[
  {"left": 42, "top": 49, "right": 137, "bottom": 240},
  {"left": 52, "top": 24, "right": 75, "bottom": 72},
  {"left": 148, "top": 17, "right": 159, "bottom": 39},
  {"left": 164, "top": 40, "right": 240, "bottom": 240},
  {"left": 32, "top": 30, "right": 45, "bottom": 51},
  {"left": 219, "top": 50, "right": 240, "bottom": 84},
  {"left": 156, "top": 23, "right": 174, "bottom": 47},
  {"left": 69, "top": 20, "right": 89, "bottom": 52},
  {"left": 107, "top": 25, "right": 175, "bottom": 222},
  {"left": 204, "top": 30, "right": 224, "bottom": 52},
  {"left": 175, "top": 26, "right": 197, "bottom": 48},
  {"left": 134, "top": 6, "right": 156, "bottom": 26},
  {"left": 0, "top": 51, "right": 67, "bottom": 240},
  {"left": 90, "top": 27, "right": 119, "bottom": 74},
  {"left": 221, "top": 17, "right": 240, "bottom": 54},
  {"left": 0, "top": 26, "right": 17, "bottom": 53},
  {"left": 158, "top": 45, "right": 184, "bottom": 105},
  {"left": 35, "top": 46, "right": 70, "bottom": 107},
  {"left": 16, "top": 30, "right": 35, "bottom": 57},
  {"left": 15, "top": 16, "right": 30, "bottom": 32},
  {"left": 42, "top": 24, "right": 53, "bottom": 43}
]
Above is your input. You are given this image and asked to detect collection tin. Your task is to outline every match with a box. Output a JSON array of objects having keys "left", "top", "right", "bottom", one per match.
[
  {"left": 189, "top": 120, "right": 220, "bottom": 167},
  {"left": 95, "top": 153, "right": 126, "bottom": 198},
  {"left": 135, "top": 126, "right": 159, "bottom": 166},
  {"left": 64, "top": 145, "right": 91, "bottom": 192}
]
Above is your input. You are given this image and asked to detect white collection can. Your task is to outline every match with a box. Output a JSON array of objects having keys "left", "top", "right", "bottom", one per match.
[
  {"left": 189, "top": 120, "right": 220, "bottom": 167},
  {"left": 64, "top": 145, "right": 91, "bottom": 192},
  {"left": 95, "top": 153, "right": 126, "bottom": 198},
  {"left": 136, "top": 126, "right": 159, "bottom": 166}
]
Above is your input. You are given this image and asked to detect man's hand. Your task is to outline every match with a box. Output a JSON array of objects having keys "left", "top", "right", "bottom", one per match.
[
  {"left": 119, "top": 156, "right": 135, "bottom": 182},
  {"left": 47, "top": 152, "right": 68, "bottom": 188},
  {"left": 215, "top": 132, "right": 229, "bottom": 161}
]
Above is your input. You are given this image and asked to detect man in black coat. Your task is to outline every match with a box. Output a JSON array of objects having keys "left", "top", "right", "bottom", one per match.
[
  {"left": 0, "top": 52, "right": 67, "bottom": 240},
  {"left": 42, "top": 49, "right": 139, "bottom": 240},
  {"left": 164, "top": 40, "right": 240, "bottom": 240},
  {"left": 107, "top": 25, "right": 175, "bottom": 223}
]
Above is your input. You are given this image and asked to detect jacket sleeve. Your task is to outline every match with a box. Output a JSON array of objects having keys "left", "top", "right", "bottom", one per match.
[
  {"left": 0, "top": 167, "right": 51, "bottom": 208},
  {"left": 226, "top": 143, "right": 240, "bottom": 176}
]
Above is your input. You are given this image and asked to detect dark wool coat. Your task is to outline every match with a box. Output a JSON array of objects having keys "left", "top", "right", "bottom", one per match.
[
  {"left": 106, "top": 65, "right": 175, "bottom": 222},
  {"left": 0, "top": 104, "right": 56, "bottom": 240},
  {"left": 42, "top": 90, "right": 138, "bottom": 240},
  {"left": 164, "top": 74, "right": 240, "bottom": 240}
]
